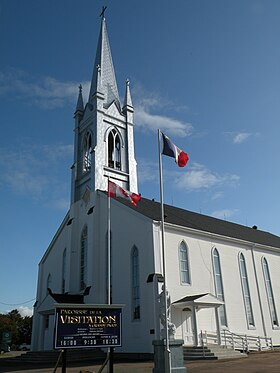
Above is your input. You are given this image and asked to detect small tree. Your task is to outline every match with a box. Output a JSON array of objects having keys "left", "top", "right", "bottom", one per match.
[{"left": 0, "top": 310, "right": 32, "bottom": 346}]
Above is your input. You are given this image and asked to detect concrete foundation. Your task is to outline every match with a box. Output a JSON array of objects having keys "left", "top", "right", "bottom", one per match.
[{"left": 153, "top": 339, "right": 187, "bottom": 373}]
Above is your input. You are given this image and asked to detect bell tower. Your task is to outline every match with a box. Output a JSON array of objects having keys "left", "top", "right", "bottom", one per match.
[{"left": 71, "top": 14, "right": 138, "bottom": 204}]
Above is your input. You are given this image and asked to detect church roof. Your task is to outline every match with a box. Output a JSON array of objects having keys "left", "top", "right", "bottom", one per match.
[
  {"left": 114, "top": 195, "right": 280, "bottom": 249},
  {"left": 89, "top": 17, "right": 120, "bottom": 108}
]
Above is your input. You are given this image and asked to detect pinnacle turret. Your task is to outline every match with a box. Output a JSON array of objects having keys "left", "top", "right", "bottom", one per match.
[
  {"left": 123, "top": 79, "right": 133, "bottom": 111},
  {"left": 74, "top": 84, "right": 84, "bottom": 117}
]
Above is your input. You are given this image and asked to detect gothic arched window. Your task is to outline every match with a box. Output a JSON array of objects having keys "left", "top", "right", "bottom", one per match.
[
  {"left": 212, "top": 248, "right": 228, "bottom": 327},
  {"left": 239, "top": 253, "right": 255, "bottom": 328},
  {"left": 83, "top": 132, "right": 92, "bottom": 172},
  {"left": 108, "top": 129, "right": 121, "bottom": 170},
  {"left": 262, "top": 257, "right": 279, "bottom": 327},
  {"left": 131, "top": 246, "right": 140, "bottom": 320},
  {"left": 46, "top": 274, "right": 52, "bottom": 295},
  {"left": 179, "top": 241, "right": 190, "bottom": 284},
  {"left": 62, "top": 248, "right": 67, "bottom": 293},
  {"left": 80, "top": 226, "right": 88, "bottom": 291}
]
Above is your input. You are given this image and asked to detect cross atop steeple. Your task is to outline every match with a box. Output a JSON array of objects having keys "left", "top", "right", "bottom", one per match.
[{"left": 100, "top": 6, "right": 107, "bottom": 19}]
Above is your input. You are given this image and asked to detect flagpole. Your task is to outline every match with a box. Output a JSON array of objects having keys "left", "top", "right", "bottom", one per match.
[
  {"left": 158, "top": 129, "right": 171, "bottom": 373},
  {"left": 107, "top": 177, "right": 114, "bottom": 373},
  {"left": 108, "top": 177, "right": 111, "bottom": 305}
]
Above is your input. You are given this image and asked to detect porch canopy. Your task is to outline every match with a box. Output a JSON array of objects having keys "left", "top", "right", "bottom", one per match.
[
  {"left": 172, "top": 293, "right": 224, "bottom": 346},
  {"left": 173, "top": 292, "right": 224, "bottom": 309}
]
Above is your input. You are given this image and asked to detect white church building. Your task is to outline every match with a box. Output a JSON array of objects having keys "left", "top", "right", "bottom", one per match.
[{"left": 31, "top": 16, "right": 280, "bottom": 354}]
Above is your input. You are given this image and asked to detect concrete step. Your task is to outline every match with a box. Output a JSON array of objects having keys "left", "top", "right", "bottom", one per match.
[
  {"left": 2, "top": 348, "right": 106, "bottom": 365},
  {"left": 183, "top": 346, "right": 217, "bottom": 361},
  {"left": 207, "top": 344, "right": 248, "bottom": 360}
]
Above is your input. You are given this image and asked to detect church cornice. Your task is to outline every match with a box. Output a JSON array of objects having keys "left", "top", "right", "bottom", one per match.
[{"left": 159, "top": 221, "right": 280, "bottom": 254}]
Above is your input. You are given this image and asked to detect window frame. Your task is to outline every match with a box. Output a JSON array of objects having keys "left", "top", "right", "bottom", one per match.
[
  {"left": 212, "top": 248, "right": 228, "bottom": 327},
  {"left": 80, "top": 226, "right": 88, "bottom": 291},
  {"left": 46, "top": 274, "right": 52, "bottom": 295},
  {"left": 262, "top": 257, "right": 279, "bottom": 328},
  {"left": 239, "top": 252, "right": 255, "bottom": 329},
  {"left": 83, "top": 131, "right": 92, "bottom": 173},
  {"left": 178, "top": 241, "right": 191, "bottom": 285},
  {"left": 131, "top": 245, "right": 141, "bottom": 320},
  {"left": 62, "top": 248, "right": 67, "bottom": 293},
  {"left": 107, "top": 128, "right": 121, "bottom": 170}
]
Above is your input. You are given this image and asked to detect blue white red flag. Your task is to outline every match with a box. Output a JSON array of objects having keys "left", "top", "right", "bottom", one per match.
[{"left": 162, "top": 133, "right": 189, "bottom": 167}]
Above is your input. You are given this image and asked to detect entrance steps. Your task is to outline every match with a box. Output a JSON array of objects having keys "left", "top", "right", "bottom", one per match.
[
  {"left": 183, "top": 346, "right": 217, "bottom": 361},
  {"left": 207, "top": 344, "right": 248, "bottom": 360},
  {"left": 183, "top": 345, "right": 247, "bottom": 361}
]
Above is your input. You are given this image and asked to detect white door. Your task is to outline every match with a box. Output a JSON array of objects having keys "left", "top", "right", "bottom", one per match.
[{"left": 183, "top": 310, "right": 193, "bottom": 345}]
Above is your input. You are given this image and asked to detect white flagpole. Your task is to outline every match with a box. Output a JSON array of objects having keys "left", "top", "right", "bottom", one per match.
[
  {"left": 107, "top": 177, "right": 111, "bottom": 306},
  {"left": 158, "top": 129, "right": 171, "bottom": 373},
  {"left": 107, "top": 178, "right": 114, "bottom": 373}
]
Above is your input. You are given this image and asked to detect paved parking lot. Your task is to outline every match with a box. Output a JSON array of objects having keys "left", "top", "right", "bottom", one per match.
[{"left": 1, "top": 350, "right": 280, "bottom": 373}]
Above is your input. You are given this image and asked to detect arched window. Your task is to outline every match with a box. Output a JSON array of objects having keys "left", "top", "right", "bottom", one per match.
[
  {"left": 239, "top": 253, "right": 255, "bottom": 328},
  {"left": 179, "top": 241, "right": 190, "bottom": 284},
  {"left": 262, "top": 258, "right": 279, "bottom": 327},
  {"left": 212, "top": 248, "right": 227, "bottom": 327},
  {"left": 108, "top": 129, "right": 121, "bottom": 170},
  {"left": 46, "top": 274, "right": 52, "bottom": 295},
  {"left": 62, "top": 248, "right": 67, "bottom": 293},
  {"left": 131, "top": 246, "right": 140, "bottom": 320},
  {"left": 80, "top": 226, "right": 88, "bottom": 291},
  {"left": 83, "top": 132, "right": 92, "bottom": 172}
]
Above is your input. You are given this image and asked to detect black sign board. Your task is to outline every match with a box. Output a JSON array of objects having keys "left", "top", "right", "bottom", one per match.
[{"left": 54, "top": 304, "right": 122, "bottom": 349}]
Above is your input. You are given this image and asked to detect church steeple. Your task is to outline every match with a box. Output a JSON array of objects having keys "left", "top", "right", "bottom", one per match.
[
  {"left": 88, "top": 16, "right": 120, "bottom": 109},
  {"left": 71, "top": 13, "right": 138, "bottom": 204}
]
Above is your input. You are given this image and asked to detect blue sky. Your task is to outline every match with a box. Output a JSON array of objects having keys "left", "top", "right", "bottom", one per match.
[{"left": 1, "top": 0, "right": 280, "bottom": 315}]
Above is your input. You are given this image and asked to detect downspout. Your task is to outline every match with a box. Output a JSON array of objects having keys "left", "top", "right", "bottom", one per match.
[{"left": 251, "top": 244, "right": 267, "bottom": 337}]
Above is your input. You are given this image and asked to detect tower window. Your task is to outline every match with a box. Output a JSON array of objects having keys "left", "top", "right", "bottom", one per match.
[
  {"left": 80, "top": 226, "right": 88, "bottom": 291},
  {"left": 108, "top": 129, "right": 121, "bottom": 170},
  {"left": 83, "top": 132, "right": 92, "bottom": 172}
]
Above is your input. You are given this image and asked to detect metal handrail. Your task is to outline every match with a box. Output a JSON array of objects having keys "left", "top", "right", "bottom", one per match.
[{"left": 200, "top": 329, "right": 273, "bottom": 352}]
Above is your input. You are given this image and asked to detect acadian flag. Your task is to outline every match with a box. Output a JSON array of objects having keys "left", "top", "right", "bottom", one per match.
[
  {"left": 162, "top": 133, "right": 189, "bottom": 167},
  {"left": 108, "top": 180, "right": 141, "bottom": 207}
]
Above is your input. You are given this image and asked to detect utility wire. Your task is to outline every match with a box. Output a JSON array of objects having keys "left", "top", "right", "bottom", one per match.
[{"left": 0, "top": 298, "right": 35, "bottom": 306}]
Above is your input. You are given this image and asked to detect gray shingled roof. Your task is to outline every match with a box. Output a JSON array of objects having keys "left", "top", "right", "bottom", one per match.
[{"left": 115, "top": 195, "right": 280, "bottom": 249}]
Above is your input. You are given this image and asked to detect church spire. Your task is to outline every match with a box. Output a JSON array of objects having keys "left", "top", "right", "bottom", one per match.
[
  {"left": 74, "top": 84, "right": 84, "bottom": 115},
  {"left": 88, "top": 16, "right": 120, "bottom": 108}
]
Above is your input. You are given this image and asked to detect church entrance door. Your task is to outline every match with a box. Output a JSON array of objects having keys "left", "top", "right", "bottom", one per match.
[{"left": 183, "top": 309, "right": 193, "bottom": 345}]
